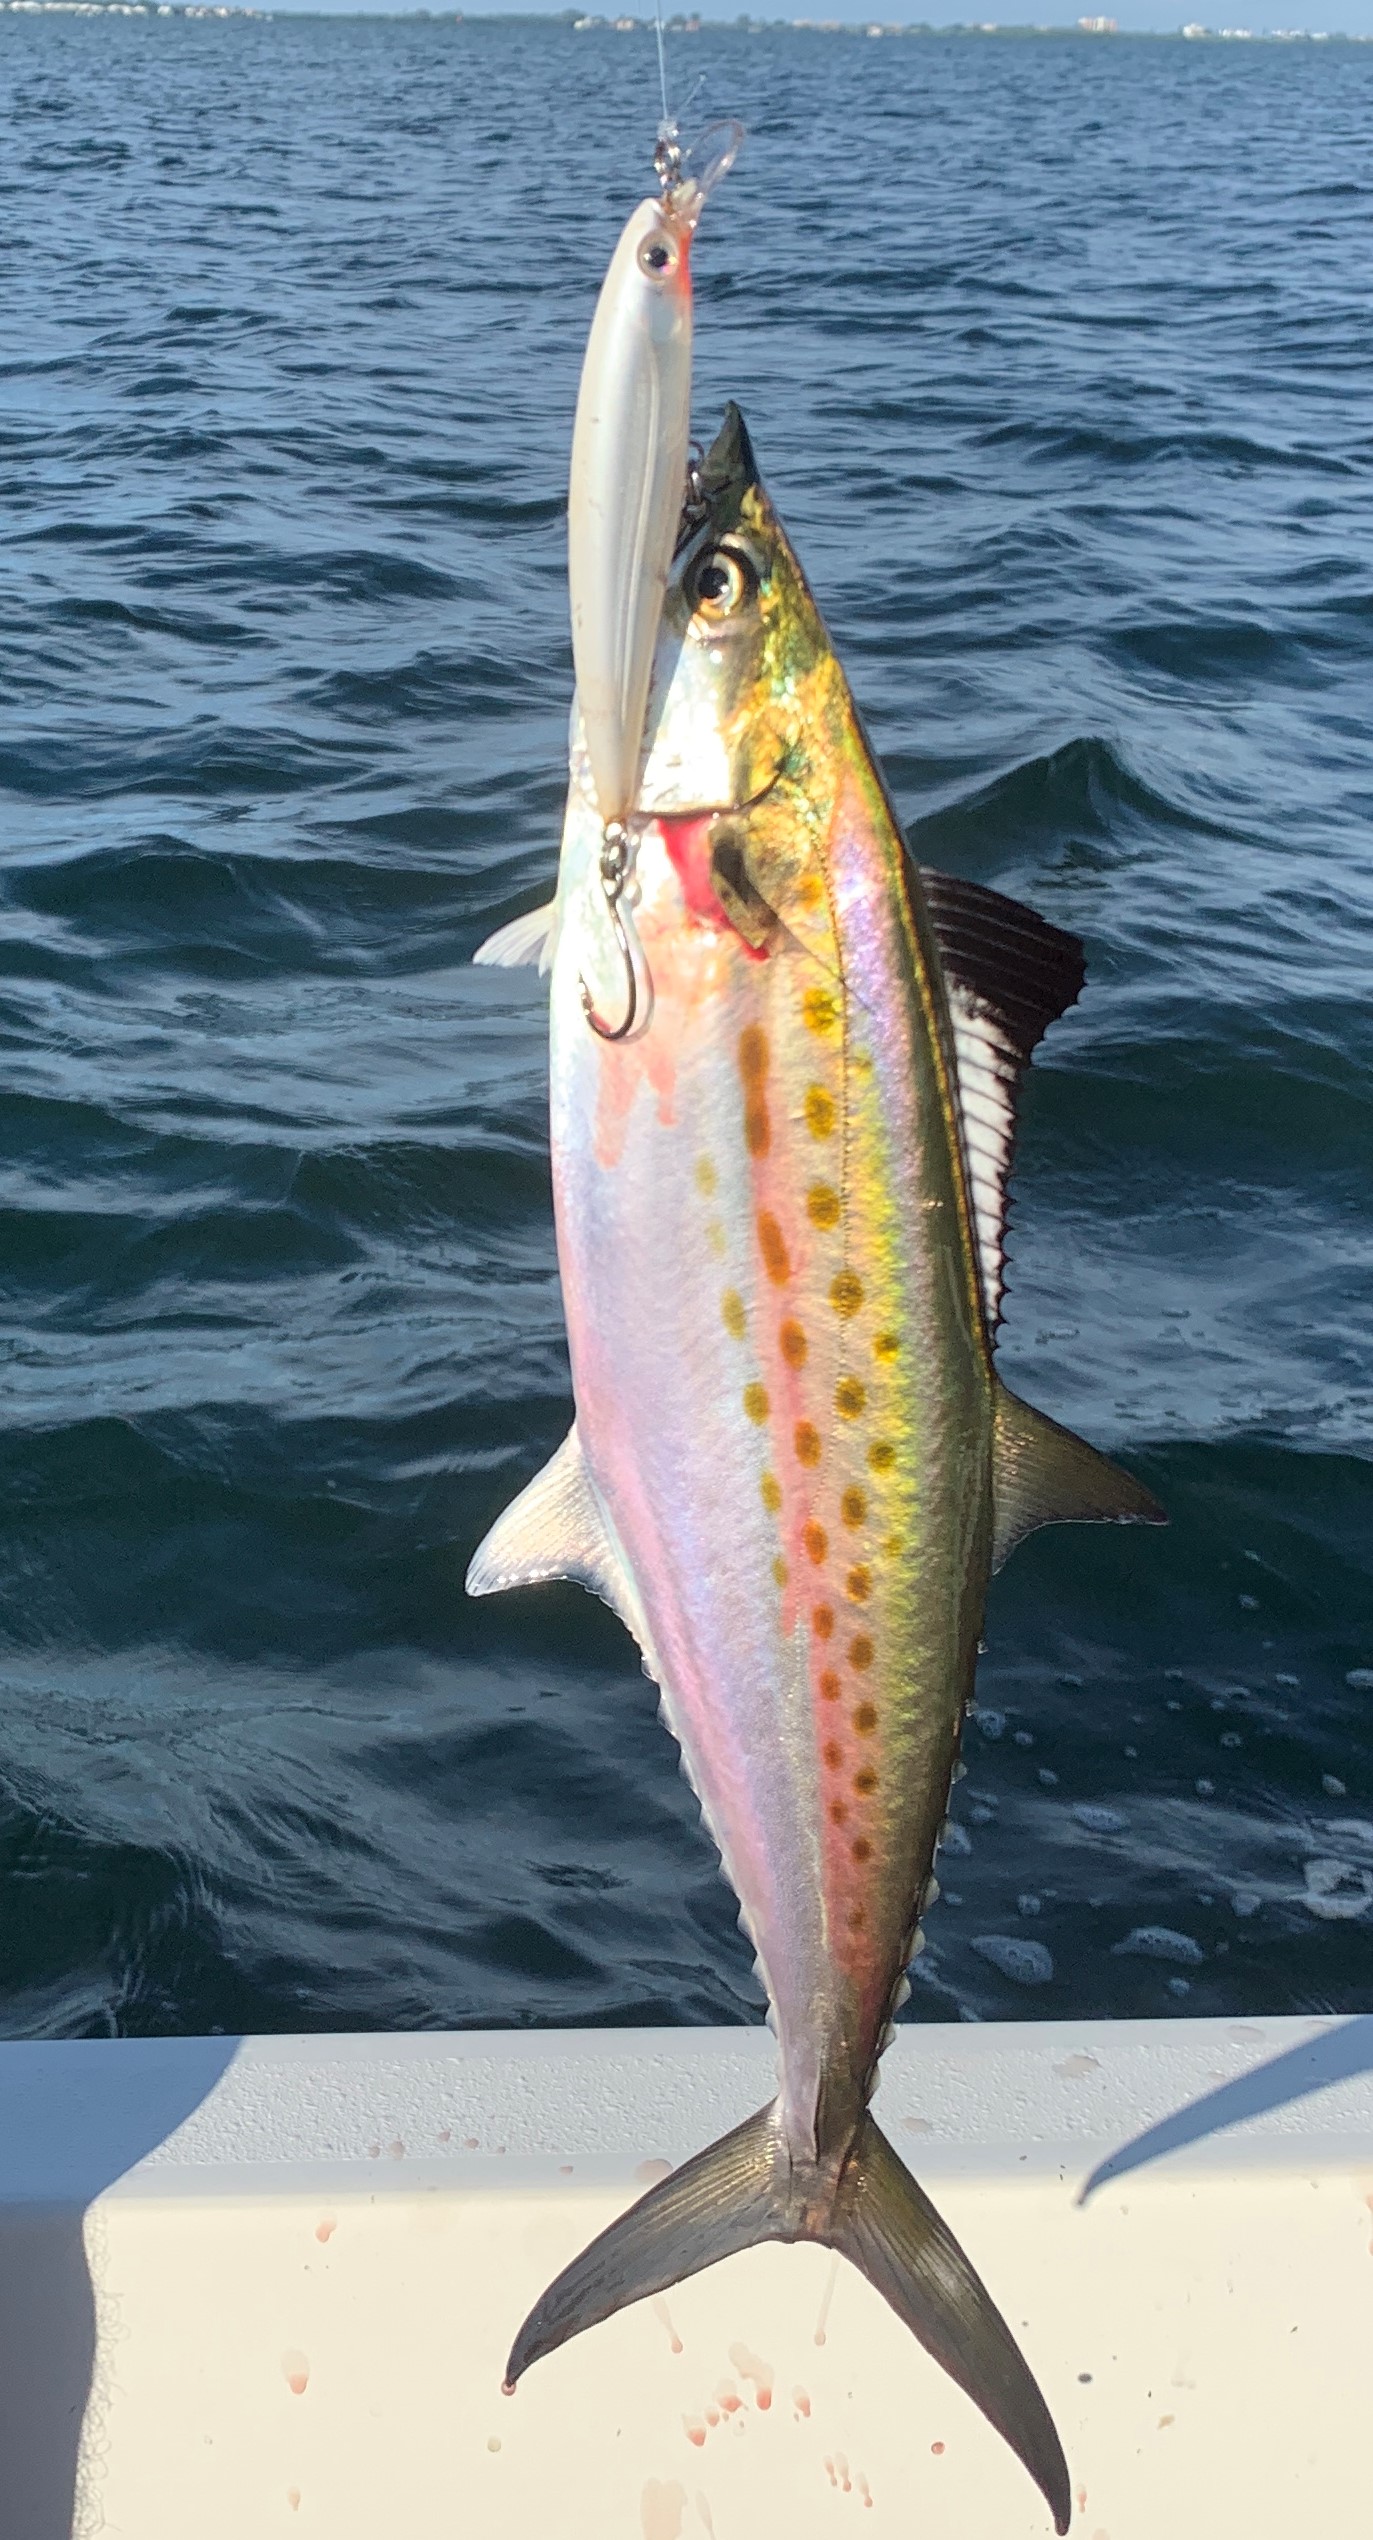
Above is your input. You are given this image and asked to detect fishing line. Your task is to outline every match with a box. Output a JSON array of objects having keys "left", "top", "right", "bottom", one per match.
[{"left": 652, "top": 0, "right": 671, "bottom": 148}]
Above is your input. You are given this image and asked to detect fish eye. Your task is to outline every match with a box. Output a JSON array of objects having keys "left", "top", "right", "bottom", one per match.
[
  {"left": 637, "top": 232, "right": 677, "bottom": 278},
  {"left": 686, "top": 545, "right": 756, "bottom": 619}
]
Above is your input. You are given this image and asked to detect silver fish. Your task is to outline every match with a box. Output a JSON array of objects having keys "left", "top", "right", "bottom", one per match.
[{"left": 470, "top": 406, "right": 1164, "bottom": 2533}]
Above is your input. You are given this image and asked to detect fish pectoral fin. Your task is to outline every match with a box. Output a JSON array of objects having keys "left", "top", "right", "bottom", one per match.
[
  {"left": 473, "top": 899, "right": 557, "bottom": 973},
  {"left": 832, "top": 2116, "right": 1071, "bottom": 2535},
  {"left": 464, "top": 1427, "right": 650, "bottom": 1656},
  {"left": 992, "top": 1384, "right": 1166, "bottom": 1572},
  {"left": 505, "top": 2102, "right": 782, "bottom": 2388}
]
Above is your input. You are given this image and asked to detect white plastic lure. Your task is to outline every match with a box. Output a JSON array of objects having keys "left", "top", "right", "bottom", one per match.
[{"left": 568, "top": 123, "right": 742, "bottom": 847}]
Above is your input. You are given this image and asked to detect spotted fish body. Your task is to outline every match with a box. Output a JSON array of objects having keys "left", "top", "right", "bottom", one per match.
[
  {"left": 470, "top": 408, "right": 1162, "bottom": 2533},
  {"left": 556, "top": 589, "right": 988, "bottom": 2162}
]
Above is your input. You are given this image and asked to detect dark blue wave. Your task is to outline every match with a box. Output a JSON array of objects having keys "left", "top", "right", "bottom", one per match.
[{"left": 0, "top": 12, "right": 1369, "bottom": 2035}]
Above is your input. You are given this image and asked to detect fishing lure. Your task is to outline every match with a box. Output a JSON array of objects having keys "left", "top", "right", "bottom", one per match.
[{"left": 567, "top": 120, "right": 741, "bottom": 1039}]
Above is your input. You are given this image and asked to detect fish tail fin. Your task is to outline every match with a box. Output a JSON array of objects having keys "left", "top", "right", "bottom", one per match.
[
  {"left": 504, "top": 2101, "right": 781, "bottom": 2387},
  {"left": 504, "top": 2101, "right": 1069, "bottom": 2535},
  {"left": 832, "top": 2112, "right": 1071, "bottom": 2536}
]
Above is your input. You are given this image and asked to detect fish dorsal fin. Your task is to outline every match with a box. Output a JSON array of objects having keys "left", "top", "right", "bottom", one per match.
[
  {"left": 473, "top": 899, "right": 557, "bottom": 973},
  {"left": 464, "top": 1426, "right": 652, "bottom": 1663},
  {"left": 915, "top": 864, "right": 1086, "bottom": 1333},
  {"left": 992, "top": 1384, "right": 1165, "bottom": 1571}
]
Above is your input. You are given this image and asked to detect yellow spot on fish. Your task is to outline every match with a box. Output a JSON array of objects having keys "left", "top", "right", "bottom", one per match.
[
  {"left": 804, "top": 1521, "right": 828, "bottom": 1565},
  {"left": 805, "top": 1085, "right": 835, "bottom": 1140},
  {"left": 846, "top": 1566, "right": 871, "bottom": 1604},
  {"left": 796, "top": 872, "right": 825, "bottom": 913},
  {"left": 773, "top": 1554, "right": 789, "bottom": 1588},
  {"left": 707, "top": 1222, "right": 726, "bottom": 1258},
  {"left": 814, "top": 1604, "right": 834, "bottom": 1639},
  {"left": 743, "top": 1383, "right": 769, "bottom": 1424},
  {"left": 795, "top": 1421, "right": 822, "bottom": 1467},
  {"left": 803, "top": 987, "right": 839, "bottom": 1038},
  {"left": 807, "top": 1183, "right": 840, "bottom": 1231},
  {"left": 835, "top": 1377, "right": 866, "bottom": 1420},
  {"left": 758, "top": 1212, "right": 790, "bottom": 1285},
  {"left": 780, "top": 1319, "right": 807, "bottom": 1368},
  {"left": 841, "top": 1487, "right": 867, "bottom": 1529},
  {"left": 853, "top": 1702, "right": 878, "bottom": 1735},
  {"left": 721, "top": 1290, "right": 746, "bottom": 1340},
  {"left": 849, "top": 1635, "right": 874, "bottom": 1672},
  {"left": 695, "top": 1157, "right": 717, "bottom": 1198},
  {"left": 761, "top": 1472, "right": 782, "bottom": 1514},
  {"left": 868, "top": 1439, "right": 895, "bottom": 1473},
  {"left": 831, "top": 1270, "right": 863, "bottom": 1319},
  {"left": 874, "top": 1330, "right": 900, "bottom": 1361}
]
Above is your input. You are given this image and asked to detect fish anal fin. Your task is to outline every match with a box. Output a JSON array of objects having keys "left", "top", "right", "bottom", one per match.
[
  {"left": 993, "top": 1384, "right": 1166, "bottom": 1571},
  {"left": 505, "top": 2099, "right": 1070, "bottom": 2536},
  {"left": 910, "top": 863, "right": 1085, "bottom": 1332},
  {"left": 465, "top": 1428, "right": 650, "bottom": 1657},
  {"left": 473, "top": 899, "right": 557, "bottom": 973}
]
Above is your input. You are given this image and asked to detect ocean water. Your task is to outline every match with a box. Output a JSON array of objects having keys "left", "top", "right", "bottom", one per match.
[{"left": 0, "top": 11, "right": 1370, "bottom": 2042}]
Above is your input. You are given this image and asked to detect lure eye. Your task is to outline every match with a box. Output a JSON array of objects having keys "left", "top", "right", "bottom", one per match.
[
  {"left": 637, "top": 232, "right": 677, "bottom": 278},
  {"left": 686, "top": 545, "right": 756, "bottom": 620}
]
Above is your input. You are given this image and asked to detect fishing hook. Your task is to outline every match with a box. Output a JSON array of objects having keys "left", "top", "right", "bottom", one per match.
[{"left": 580, "top": 820, "right": 649, "bottom": 1042}]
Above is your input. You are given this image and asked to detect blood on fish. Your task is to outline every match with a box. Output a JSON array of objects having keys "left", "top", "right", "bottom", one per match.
[
  {"left": 658, "top": 816, "right": 768, "bottom": 959},
  {"left": 314, "top": 2219, "right": 336, "bottom": 2244}
]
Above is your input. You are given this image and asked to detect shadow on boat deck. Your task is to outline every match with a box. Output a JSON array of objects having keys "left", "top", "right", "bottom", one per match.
[
  {"left": 1077, "top": 2015, "right": 1373, "bottom": 2204},
  {"left": 0, "top": 2036, "right": 240, "bottom": 2538}
]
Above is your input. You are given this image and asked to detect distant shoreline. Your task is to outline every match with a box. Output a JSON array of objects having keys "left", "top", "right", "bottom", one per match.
[{"left": 3, "top": 0, "right": 1369, "bottom": 33}]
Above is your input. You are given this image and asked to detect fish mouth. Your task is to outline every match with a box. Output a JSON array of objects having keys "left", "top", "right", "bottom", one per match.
[
  {"left": 698, "top": 402, "right": 761, "bottom": 543},
  {"left": 674, "top": 401, "right": 762, "bottom": 556}
]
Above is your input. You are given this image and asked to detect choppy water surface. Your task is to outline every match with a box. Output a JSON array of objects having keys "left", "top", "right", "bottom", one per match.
[{"left": 0, "top": 14, "right": 1370, "bottom": 2038}]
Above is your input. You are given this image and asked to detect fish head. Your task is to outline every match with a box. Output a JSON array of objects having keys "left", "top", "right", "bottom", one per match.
[{"left": 640, "top": 404, "right": 848, "bottom": 969}]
